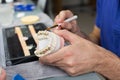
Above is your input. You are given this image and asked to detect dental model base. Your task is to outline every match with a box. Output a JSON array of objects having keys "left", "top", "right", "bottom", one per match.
[{"left": 34, "top": 31, "right": 64, "bottom": 57}]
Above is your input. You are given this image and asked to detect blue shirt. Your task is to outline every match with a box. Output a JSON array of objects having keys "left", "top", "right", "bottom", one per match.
[{"left": 96, "top": 0, "right": 120, "bottom": 57}]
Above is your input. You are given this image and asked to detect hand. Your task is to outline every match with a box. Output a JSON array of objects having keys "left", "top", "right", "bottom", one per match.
[
  {"left": 0, "top": 68, "right": 6, "bottom": 80},
  {"left": 39, "top": 30, "right": 104, "bottom": 76},
  {"left": 54, "top": 10, "right": 81, "bottom": 35}
]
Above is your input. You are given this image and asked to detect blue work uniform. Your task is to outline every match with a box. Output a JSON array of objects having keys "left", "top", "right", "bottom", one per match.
[{"left": 96, "top": 0, "right": 120, "bottom": 57}]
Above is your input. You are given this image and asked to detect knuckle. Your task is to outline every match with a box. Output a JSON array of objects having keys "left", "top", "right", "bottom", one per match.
[
  {"left": 61, "top": 29, "right": 68, "bottom": 33},
  {"left": 44, "top": 56, "right": 52, "bottom": 63},
  {"left": 60, "top": 30, "right": 67, "bottom": 34},
  {"left": 60, "top": 10, "right": 73, "bottom": 15},
  {"left": 65, "top": 52, "right": 73, "bottom": 57},
  {"left": 66, "top": 60, "right": 74, "bottom": 67},
  {"left": 67, "top": 68, "right": 76, "bottom": 75},
  {"left": 66, "top": 10, "right": 73, "bottom": 16},
  {"left": 66, "top": 10, "right": 72, "bottom": 13},
  {"left": 60, "top": 10, "right": 66, "bottom": 14}
]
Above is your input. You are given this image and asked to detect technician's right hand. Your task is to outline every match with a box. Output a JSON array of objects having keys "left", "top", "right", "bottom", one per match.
[
  {"left": 54, "top": 10, "right": 81, "bottom": 35},
  {"left": 39, "top": 30, "right": 104, "bottom": 76},
  {"left": 0, "top": 68, "right": 6, "bottom": 80}
]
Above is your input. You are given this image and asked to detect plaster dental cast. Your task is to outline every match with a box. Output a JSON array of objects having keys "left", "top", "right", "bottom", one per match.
[
  {"left": 35, "top": 16, "right": 78, "bottom": 57},
  {"left": 34, "top": 31, "right": 64, "bottom": 57}
]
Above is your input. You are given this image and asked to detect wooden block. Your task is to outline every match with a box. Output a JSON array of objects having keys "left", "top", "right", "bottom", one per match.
[
  {"left": 15, "top": 27, "right": 30, "bottom": 56},
  {"left": 28, "top": 25, "right": 38, "bottom": 44}
]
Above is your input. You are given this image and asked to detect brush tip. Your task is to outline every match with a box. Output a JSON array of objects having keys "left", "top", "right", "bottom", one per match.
[
  {"left": 46, "top": 27, "right": 51, "bottom": 31},
  {"left": 46, "top": 25, "right": 58, "bottom": 31}
]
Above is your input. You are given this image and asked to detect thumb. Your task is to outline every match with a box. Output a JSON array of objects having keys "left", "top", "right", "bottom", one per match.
[
  {"left": 0, "top": 69, "right": 6, "bottom": 80},
  {"left": 54, "top": 30, "right": 80, "bottom": 44}
]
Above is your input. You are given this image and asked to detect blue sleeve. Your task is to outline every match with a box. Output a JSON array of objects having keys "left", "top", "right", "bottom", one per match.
[{"left": 96, "top": 0, "right": 102, "bottom": 28}]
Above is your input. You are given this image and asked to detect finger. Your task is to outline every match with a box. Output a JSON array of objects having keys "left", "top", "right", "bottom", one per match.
[
  {"left": 51, "top": 26, "right": 62, "bottom": 31},
  {"left": 42, "top": 59, "right": 65, "bottom": 67},
  {"left": 55, "top": 10, "right": 74, "bottom": 23},
  {"left": 52, "top": 55, "right": 76, "bottom": 67},
  {"left": 53, "top": 20, "right": 78, "bottom": 33},
  {"left": 59, "top": 66, "right": 78, "bottom": 76},
  {"left": 67, "top": 64, "right": 92, "bottom": 76},
  {"left": 39, "top": 46, "right": 68, "bottom": 64},
  {"left": 59, "top": 22, "right": 73, "bottom": 31},
  {"left": 59, "top": 66, "right": 85, "bottom": 76},
  {"left": 59, "top": 10, "right": 74, "bottom": 21},
  {"left": 54, "top": 30, "right": 80, "bottom": 44},
  {"left": 0, "top": 69, "right": 6, "bottom": 80},
  {"left": 69, "top": 69, "right": 91, "bottom": 76},
  {"left": 54, "top": 15, "right": 61, "bottom": 24}
]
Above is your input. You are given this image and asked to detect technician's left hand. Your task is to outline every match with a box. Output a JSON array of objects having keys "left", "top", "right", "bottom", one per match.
[
  {"left": 39, "top": 30, "right": 104, "bottom": 76},
  {"left": 0, "top": 68, "right": 6, "bottom": 80}
]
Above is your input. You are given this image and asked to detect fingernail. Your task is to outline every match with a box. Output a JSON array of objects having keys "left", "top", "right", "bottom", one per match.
[
  {"left": 56, "top": 27, "right": 61, "bottom": 30},
  {"left": 58, "top": 23, "right": 62, "bottom": 26}
]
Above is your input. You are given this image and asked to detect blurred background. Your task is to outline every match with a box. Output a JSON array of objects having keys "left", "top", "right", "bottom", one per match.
[
  {"left": 0, "top": 0, "right": 96, "bottom": 34},
  {"left": 31, "top": 0, "right": 96, "bottom": 34},
  {"left": 45, "top": 0, "right": 96, "bottom": 34}
]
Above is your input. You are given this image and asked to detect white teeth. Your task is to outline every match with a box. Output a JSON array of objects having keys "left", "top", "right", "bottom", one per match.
[{"left": 34, "top": 31, "right": 63, "bottom": 57}]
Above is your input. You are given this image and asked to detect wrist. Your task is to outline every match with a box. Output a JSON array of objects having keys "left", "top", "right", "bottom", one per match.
[
  {"left": 93, "top": 48, "right": 108, "bottom": 72},
  {"left": 94, "top": 47, "right": 120, "bottom": 79}
]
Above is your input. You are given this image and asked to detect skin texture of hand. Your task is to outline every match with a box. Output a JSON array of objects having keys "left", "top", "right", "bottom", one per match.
[
  {"left": 54, "top": 10, "right": 98, "bottom": 42},
  {"left": 39, "top": 30, "right": 120, "bottom": 80},
  {"left": 0, "top": 68, "right": 6, "bottom": 80},
  {"left": 39, "top": 30, "right": 105, "bottom": 76},
  {"left": 54, "top": 10, "right": 81, "bottom": 35}
]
